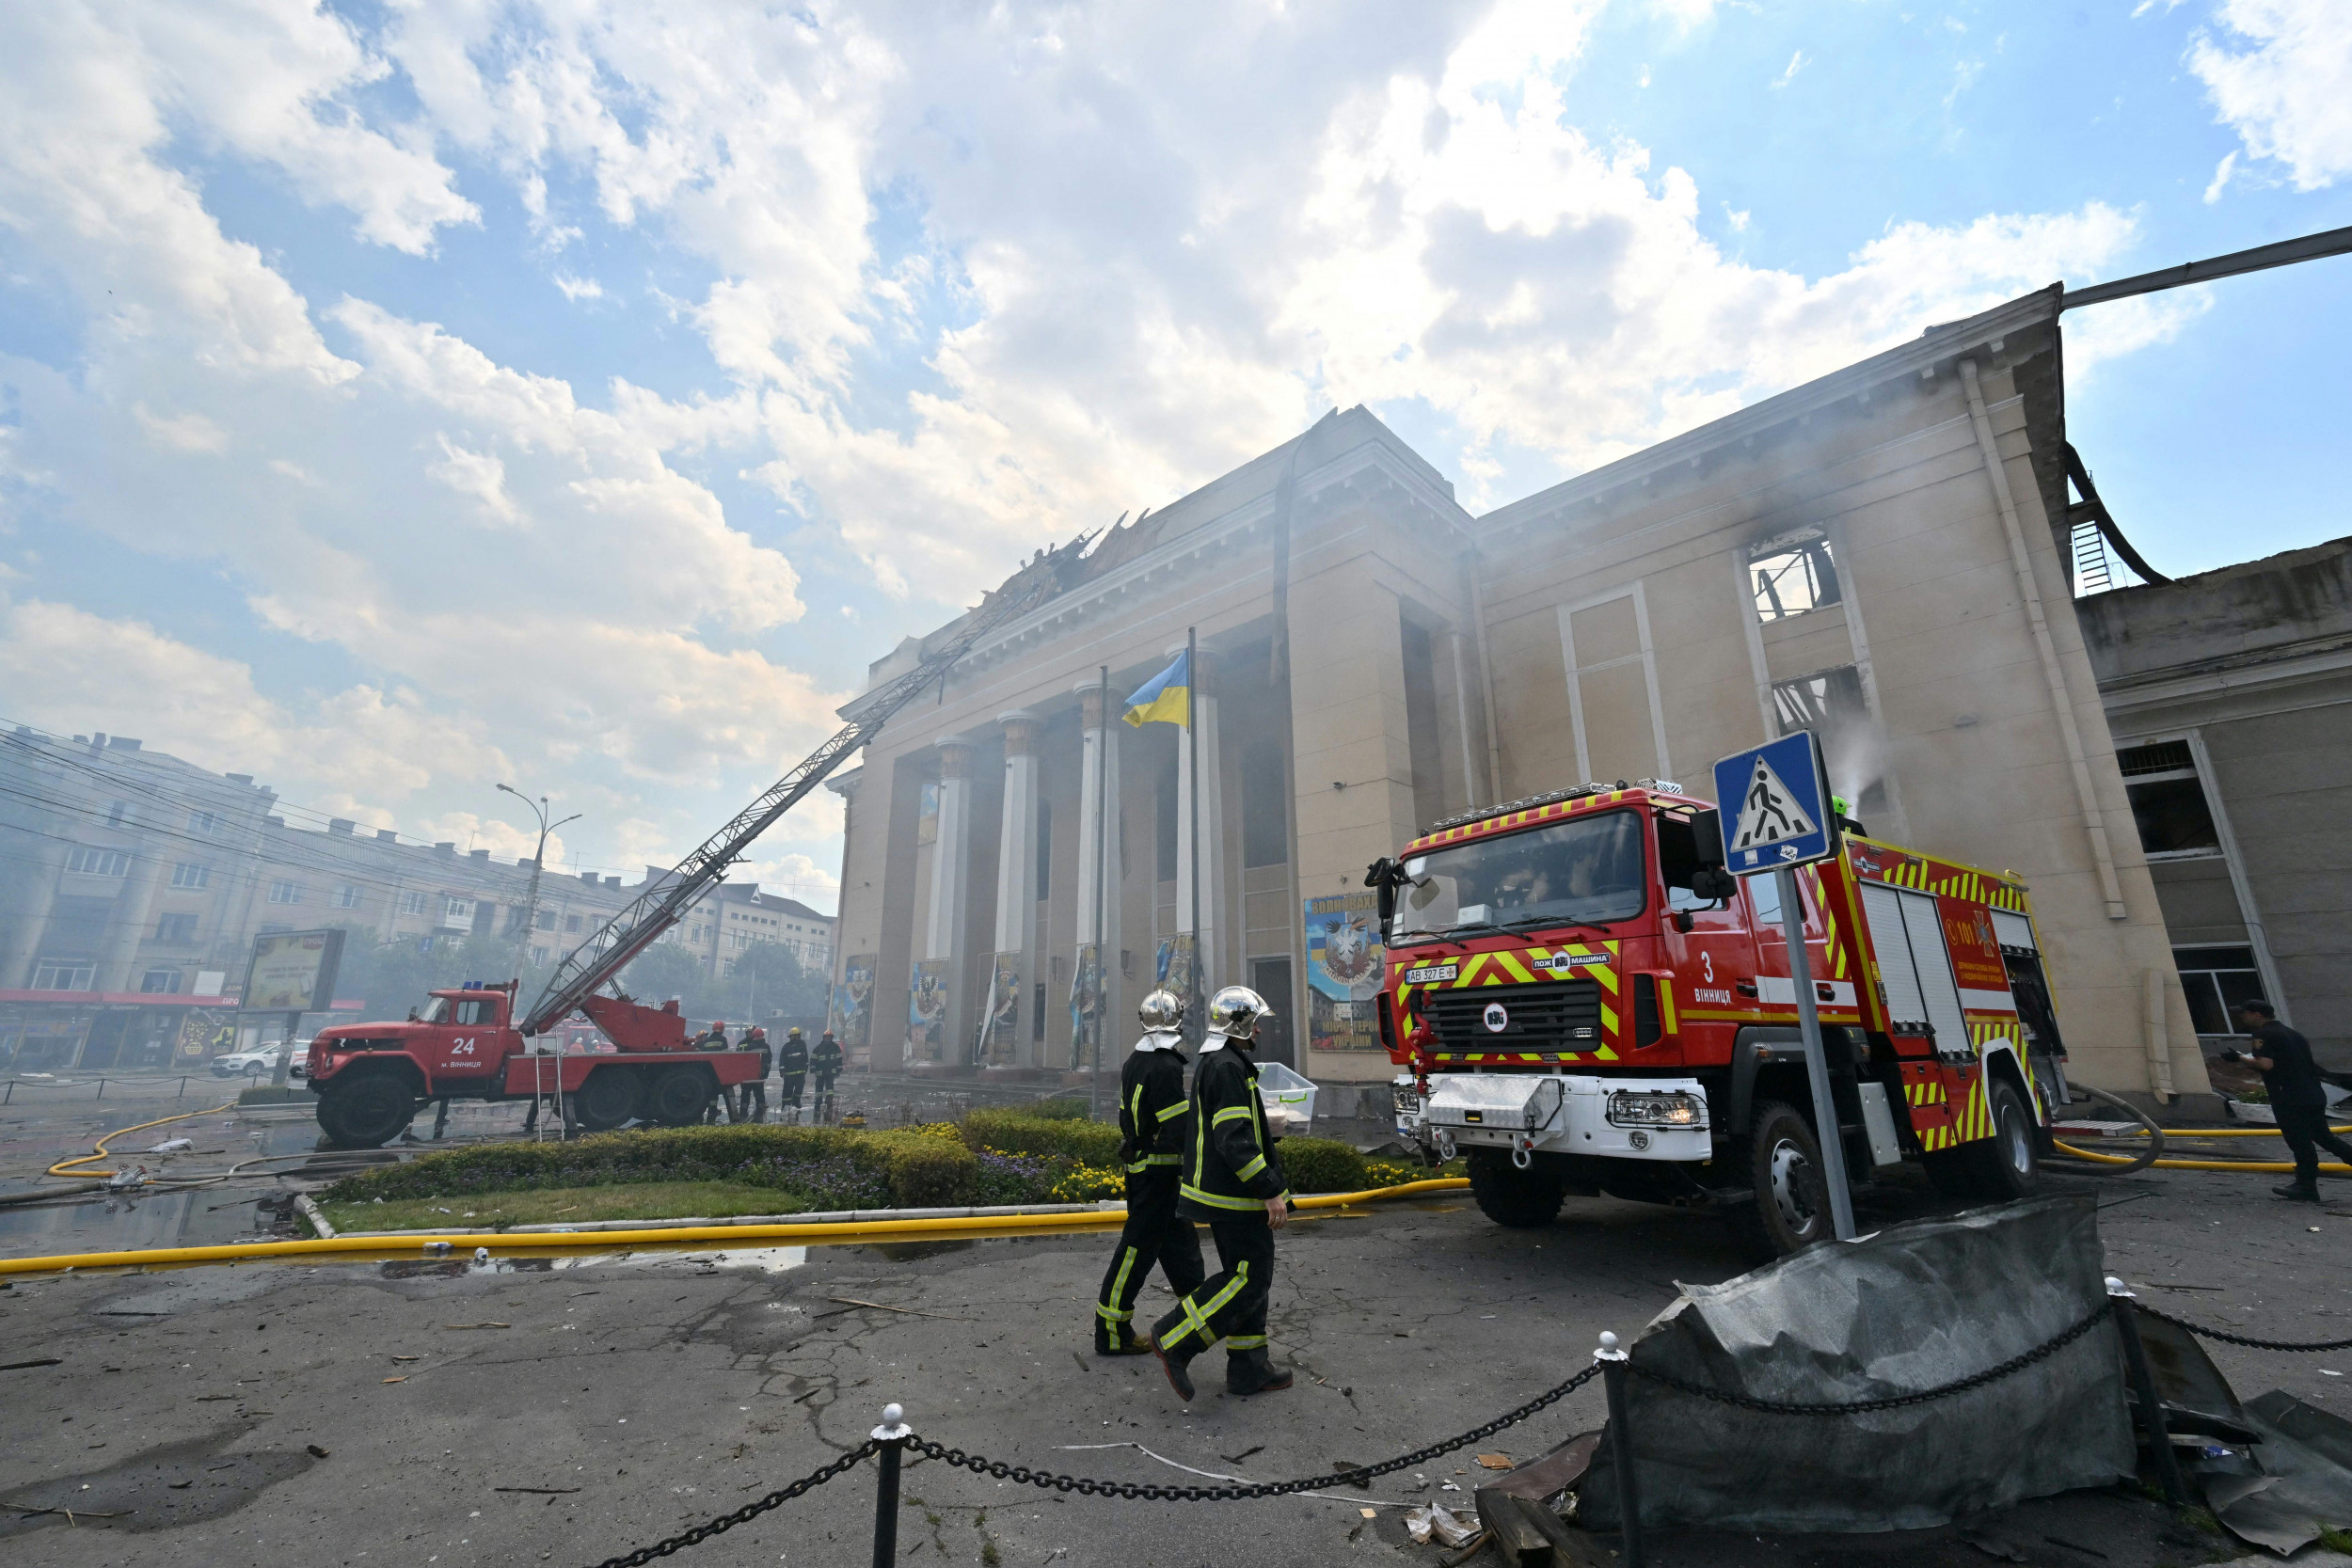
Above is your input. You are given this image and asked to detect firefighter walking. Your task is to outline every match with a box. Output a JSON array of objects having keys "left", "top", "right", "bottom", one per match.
[
  {"left": 1148, "top": 986, "right": 1293, "bottom": 1400},
  {"left": 1093, "top": 990, "right": 1206, "bottom": 1356},
  {"left": 775, "top": 1026, "right": 810, "bottom": 1124},
  {"left": 810, "top": 1029, "right": 844, "bottom": 1122}
]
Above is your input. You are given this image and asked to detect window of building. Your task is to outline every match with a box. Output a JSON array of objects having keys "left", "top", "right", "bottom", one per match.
[
  {"left": 1749, "top": 528, "right": 1843, "bottom": 621},
  {"left": 1241, "top": 736, "right": 1289, "bottom": 868},
  {"left": 140, "top": 968, "right": 184, "bottom": 994},
  {"left": 65, "top": 847, "right": 131, "bottom": 877},
  {"left": 332, "top": 883, "right": 361, "bottom": 909},
  {"left": 106, "top": 800, "right": 131, "bottom": 826},
  {"left": 537, "top": 908, "right": 557, "bottom": 930},
  {"left": 397, "top": 890, "right": 428, "bottom": 915},
  {"left": 565, "top": 913, "right": 583, "bottom": 933},
  {"left": 2173, "top": 945, "right": 2265, "bottom": 1036},
  {"left": 188, "top": 810, "right": 220, "bottom": 835},
  {"left": 267, "top": 880, "right": 303, "bottom": 905},
  {"left": 1557, "top": 586, "right": 1670, "bottom": 784},
  {"left": 443, "top": 895, "right": 473, "bottom": 922},
  {"left": 171, "top": 862, "right": 211, "bottom": 889},
  {"left": 1772, "top": 664, "right": 1888, "bottom": 818},
  {"left": 531, "top": 945, "right": 550, "bottom": 965},
  {"left": 2117, "top": 740, "right": 2221, "bottom": 859},
  {"left": 156, "top": 911, "right": 199, "bottom": 943},
  {"left": 31, "top": 960, "right": 96, "bottom": 990}
]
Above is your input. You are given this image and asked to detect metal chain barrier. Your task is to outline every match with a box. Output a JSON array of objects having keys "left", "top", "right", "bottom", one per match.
[
  {"left": 2136, "top": 1303, "right": 2352, "bottom": 1354},
  {"left": 1623, "top": 1299, "right": 2114, "bottom": 1416},
  {"left": 587, "top": 1438, "right": 880, "bottom": 1568},
  {"left": 914, "top": 1361, "right": 1604, "bottom": 1502}
]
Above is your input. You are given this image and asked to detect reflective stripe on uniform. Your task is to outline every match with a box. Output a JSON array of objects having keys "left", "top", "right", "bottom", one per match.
[
  {"left": 1097, "top": 1246, "right": 1140, "bottom": 1322},
  {"left": 1235, "top": 1153, "right": 1266, "bottom": 1182},
  {"left": 1155, "top": 1101, "right": 1188, "bottom": 1120},
  {"left": 1180, "top": 1183, "right": 1266, "bottom": 1211},
  {"left": 1212, "top": 1105, "right": 1255, "bottom": 1126},
  {"left": 1165, "top": 1260, "right": 1251, "bottom": 1352},
  {"left": 1138, "top": 1153, "right": 1178, "bottom": 1165},
  {"left": 1224, "top": 1334, "right": 1267, "bottom": 1351}
]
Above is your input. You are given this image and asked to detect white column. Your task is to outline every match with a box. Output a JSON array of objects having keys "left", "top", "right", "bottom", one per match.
[
  {"left": 1173, "top": 646, "right": 1227, "bottom": 999},
  {"left": 1074, "top": 679, "right": 1122, "bottom": 1068},
  {"left": 922, "top": 741, "right": 974, "bottom": 1060},
  {"left": 989, "top": 711, "right": 1043, "bottom": 1068}
]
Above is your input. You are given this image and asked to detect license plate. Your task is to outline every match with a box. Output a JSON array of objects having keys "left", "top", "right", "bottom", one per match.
[{"left": 1406, "top": 963, "right": 1458, "bottom": 984}]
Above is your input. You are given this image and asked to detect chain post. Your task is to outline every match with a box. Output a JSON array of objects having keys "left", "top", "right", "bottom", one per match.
[
  {"left": 1597, "top": 1331, "right": 1645, "bottom": 1568},
  {"left": 2107, "top": 1277, "right": 2187, "bottom": 1506},
  {"left": 870, "top": 1402, "right": 912, "bottom": 1568}
]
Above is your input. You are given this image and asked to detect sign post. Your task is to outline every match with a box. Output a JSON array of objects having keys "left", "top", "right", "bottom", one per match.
[{"left": 1710, "top": 733, "right": 1854, "bottom": 1242}]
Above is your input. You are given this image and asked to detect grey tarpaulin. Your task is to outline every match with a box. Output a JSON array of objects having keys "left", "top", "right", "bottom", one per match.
[{"left": 1581, "top": 1192, "right": 2132, "bottom": 1532}]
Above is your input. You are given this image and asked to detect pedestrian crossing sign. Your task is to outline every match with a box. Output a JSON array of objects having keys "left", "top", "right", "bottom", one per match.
[{"left": 1710, "top": 732, "right": 1837, "bottom": 875}]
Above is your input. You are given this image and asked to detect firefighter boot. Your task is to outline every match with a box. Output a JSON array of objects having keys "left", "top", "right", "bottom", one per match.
[
  {"left": 2273, "top": 1182, "right": 2321, "bottom": 1201},
  {"left": 1145, "top": 1333, "right": 1196, "bottom": 1402},
  {"left": 1093, "top": 1320, "right": 1151, "bottom": 1356},
  {"left": 1226, "top": 1346, "right": 1293, "bottom": 1397}
]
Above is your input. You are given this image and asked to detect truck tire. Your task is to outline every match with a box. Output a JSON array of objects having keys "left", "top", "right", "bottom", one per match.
[
  {"left": 1466, "top": 1148, "right": 1565, "bottom": 1228},
  {"left": 317, "top": 1073, "right": 418, "bottom": 1148},
  {"left": 573, "top": 1068, "right": 642, "bottom": 1132},
  {"left": 646, "top": 1066, "right": 715, "bottom": 1127},
  {"left": 1957, "top": 1078, "right": 2042, "bottom": 1202},
  {"left": 1723, "top": 1100, "right": 1830, "bottom": 1259}
]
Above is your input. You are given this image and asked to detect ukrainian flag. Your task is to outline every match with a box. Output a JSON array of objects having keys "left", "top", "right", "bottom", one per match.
[{"left": 1122, "top": 649, "right": 1191, "bottom": 728}]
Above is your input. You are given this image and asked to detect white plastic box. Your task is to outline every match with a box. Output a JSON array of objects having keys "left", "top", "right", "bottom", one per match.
[{"left": 1255, "top": 1061, "right": 1318, "bottom": 1133}]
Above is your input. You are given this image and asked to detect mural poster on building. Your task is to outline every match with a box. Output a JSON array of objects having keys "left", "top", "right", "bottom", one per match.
[
  {"left": 1154, "top": 934, "right": 1200, "bottom": 1023},
  {"left": 1305, "top": 892, "right": 1384, "bottom": 1052},
  {"left": 908, "top": 958, "right": 949, "bottom": 1062},
  {"left": 917, "top": 782, "right": 940, "bottom": 846},
  {"left": 1068, "top": 943, "right": 1103, "bottom": 1069},
  {"left": 832, "top": 955, "right": 876, "bottom": 1052},
  {"left": 980, "top": 953, "right": 1021, "bottom": 1063}
]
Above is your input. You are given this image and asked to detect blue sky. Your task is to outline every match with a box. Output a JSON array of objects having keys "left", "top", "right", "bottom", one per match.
[{"left": 1, "top": 0, "right": 2345, "bottom": 911}]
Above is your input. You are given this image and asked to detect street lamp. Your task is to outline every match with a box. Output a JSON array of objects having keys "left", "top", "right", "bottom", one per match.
[{"left": 500, "top": 783, "right": 581, "bottom": 1141}]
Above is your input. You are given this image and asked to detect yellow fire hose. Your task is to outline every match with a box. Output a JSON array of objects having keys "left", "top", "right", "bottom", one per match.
[
  {"left": 0, "top": 1177, "right": 1471, "bottom": 1278},
  {"left": 46, "top": 1102, "right": 241, "bottom": 1180},
  {"left": 2054, "top": 1138, "right": 2349, "bottom": 1175}
]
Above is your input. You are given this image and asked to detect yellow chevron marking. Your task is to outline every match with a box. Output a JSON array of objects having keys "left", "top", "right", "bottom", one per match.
[
  {"left": 1659, "top": 977, "right": 1677, "bottom": 1035},
  {"left": 1599, "top": 1004, "right": 1619, "bottom": 1037},
  {"left": 1491, "top": 952, "right": 1535, "bottom": 984},
  {"left": 1455, "top": 953, "right": 1489, "bottom": 987}
]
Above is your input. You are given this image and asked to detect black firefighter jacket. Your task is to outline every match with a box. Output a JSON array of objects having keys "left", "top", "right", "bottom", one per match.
[
  {"left": 1118, "top": 1043, "right": 1190, "bottom": 1173},
  {"left": 1177, "top": 1043, "right": 1289, "bottom": 1222}
]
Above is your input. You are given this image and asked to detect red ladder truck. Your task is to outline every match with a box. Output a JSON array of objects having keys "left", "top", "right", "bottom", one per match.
[
  {"left": 301, "top": 539, "right": 1094, "bottom": 1148},
  {"left": 1371, "top": 784, "right": 2072, "bottom": 1256}
]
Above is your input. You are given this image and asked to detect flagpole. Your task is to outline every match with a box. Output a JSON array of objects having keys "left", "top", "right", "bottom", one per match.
[{"left": 1185, "top": 626, "right": 1200, "bottom": 1033}]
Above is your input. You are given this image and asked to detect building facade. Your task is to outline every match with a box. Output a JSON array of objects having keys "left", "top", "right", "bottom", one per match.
[
  {"left": 648, "top": 872, "right": 835, "bottom": 977},
  {"left": 828, "top": 286, "right": 2220, "bottom": 1111},
  {"left": 2080, "top": 537, "right": 2352, "bottom": 1070}
]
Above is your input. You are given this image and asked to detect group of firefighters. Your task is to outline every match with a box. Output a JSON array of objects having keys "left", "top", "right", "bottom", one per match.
[{"left": 690, "top": 1020, "right": 845, "bottom": 1124}]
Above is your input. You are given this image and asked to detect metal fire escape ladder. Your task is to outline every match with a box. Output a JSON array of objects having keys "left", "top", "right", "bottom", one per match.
[{"left": 519, "top": 537, "right": 1092, "bottom": 1037}]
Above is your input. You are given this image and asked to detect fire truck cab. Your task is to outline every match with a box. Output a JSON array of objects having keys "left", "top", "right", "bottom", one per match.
[{"left": 1374, "top": 784, "right": 2069, "bottom": 1257}]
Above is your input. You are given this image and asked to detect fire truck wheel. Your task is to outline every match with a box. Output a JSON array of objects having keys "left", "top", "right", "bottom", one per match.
[
  {"left": 646, "top": 1066, "right": 716, "bottom": 1127},
  {"left": 1725, "top": 1100, "right": 1830, "bottom": 1258},
  {"left": 317, "top": 1072, "right": 419, "bottom": 1148},
  {"left": 1465, "top": 1148, "right": 1565, "bottom": 1228},
  {"left": 573, "top": 1068, "right": 642, "bottom": 1131},
  {"left": 1959, "top": 1078, "right": 2042, "bottom": 1201}
]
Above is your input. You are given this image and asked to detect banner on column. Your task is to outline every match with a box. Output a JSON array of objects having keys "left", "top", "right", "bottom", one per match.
[
  {"left": 980, "top": 952, "right": 1022, "bottom": 1063},
  {"left": 908, "top": 959, "right": 949, "bottom": 1062},
  {"left": 1304, "top": 892, "right": 1385, "bottom": 1052},
  {"left": 1154, "top": 933, "right": 1200, "bottom": 1009},
  {"left": 831, "top": 955, "right": 876, "bottom": 1054},
  {"left": 1069, "top": 943, "right": 1104, "bottom": 1068},
  {"left": 917, "top": 782, "right": 940, "bottom": 846}
]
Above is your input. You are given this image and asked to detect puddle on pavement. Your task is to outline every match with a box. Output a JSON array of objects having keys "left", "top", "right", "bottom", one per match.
[
  {"left": 377, "top": 1244, "right": 812, "bottom": 1279},
  {"left": 0, "top": 1431, "right": 317, "bottom": 1538},
  {"left": 858, "top": 1239, "right": 976, "bottom": 1261}
]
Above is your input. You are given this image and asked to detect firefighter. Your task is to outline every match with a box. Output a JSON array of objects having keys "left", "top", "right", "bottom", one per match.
[
  {"left": 699, "top": 1022, "right": 730, "bottom": 1122},
  {"left": 1092, "top": 990, "right": 1206, "bottom": 1355},
  {"left": 2221, "top": 1000, "right": 2352, "bottom": 1201},
  {"left": 739, "top": 1023, "right": 771, "bottom": 1123},
  {"left": 810, "top": 1029, "right": 844, "bottom": 1122},
  {"left": 1148, "top": 986, "right": 1293, "bottom": 1401},
  {"left": 775, "top": 1026, "right": 810, "bottom": 1124}
]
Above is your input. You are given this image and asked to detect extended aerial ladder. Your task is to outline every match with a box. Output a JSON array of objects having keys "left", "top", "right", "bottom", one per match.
[{"left": 517, "top": 536, "right": 1094, "bottom": 1040}]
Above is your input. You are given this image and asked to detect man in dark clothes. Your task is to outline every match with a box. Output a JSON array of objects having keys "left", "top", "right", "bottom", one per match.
[
  {"left": 810, "top": 1029, "right": 844, "bottom": 1122},
  {"left": 1092, "top": 989, "right": 1206, "bottom": 1355},
  {"left": 2223, "top": 1000, "right": 2352, "bottom": 1200},
  {"left": 1148, "top": 985, "right": 1293, "bottom": 1401},
  {"left": 738, "top": 1023, "right": 771, "bottom": 1122},
  {"left": 775, "top": 1026, "right": 810, "bottom": 1123}
]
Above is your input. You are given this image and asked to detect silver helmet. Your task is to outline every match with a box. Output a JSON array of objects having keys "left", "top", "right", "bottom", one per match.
[
  {"left": 1206, "top": 986, "right": 1273, "bottom": 1041},
  {"left": 1137, "top": 989, "right": 1185, "bottom": 1032}
]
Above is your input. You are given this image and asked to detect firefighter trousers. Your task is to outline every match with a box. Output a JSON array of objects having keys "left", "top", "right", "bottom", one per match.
[
  {"left": 812, "top": 1074, "right": 838, "bottom": 1120},
  {"left": 779, "top": 1070, "right": 806, "bottom": 1109},
  {"left": 1095, "top": 1167, "right": 1205, "bottom": 1328},
  {"left": 2277, "top": 1097, "right": 2352, "bottom": 1188},
  {"left": 1152, "top": 1218, "right": 1275, "bottom": 1387}
]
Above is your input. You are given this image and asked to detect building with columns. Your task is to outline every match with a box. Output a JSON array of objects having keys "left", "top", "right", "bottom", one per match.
[{"left": 828, "top": 286, "right": 2233, "bottom": 1113}]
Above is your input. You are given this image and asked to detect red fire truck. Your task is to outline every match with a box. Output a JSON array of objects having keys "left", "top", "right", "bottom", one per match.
[{"left": 1373, "top": 784, "right": 2071, "bottom": 1256}]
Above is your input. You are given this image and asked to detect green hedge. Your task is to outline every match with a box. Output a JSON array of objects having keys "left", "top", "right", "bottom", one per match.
[
  {"left": 962, "top": 1108, "right": 1124, "bottom": 1166},
  {"left": 1277, "top": 1137, "right": 1367, "bottom": 1195},
  {"left": 319, "top": 1124, "right": 977, "bottom": 1210}
]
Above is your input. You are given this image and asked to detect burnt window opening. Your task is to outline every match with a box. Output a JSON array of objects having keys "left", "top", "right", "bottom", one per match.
[
  {"left": 1033, "top": 981, "right": 1047, "bottom": 1041},
  {"left": 2115, "top": 741, "right": 2219, "bottom": 858},
  {"left": 1749, "top": 528, "right": 1843, "bottom": 622},
  {"left": 2174, "top": 945, "right": 2263, "bottom": 1036},
  {"left": 1241, "top": 737, "right": 1288, "bottom": 868},
  {"left": 1400, "top": 614, "right": 1445, "bottom": 829},
  {"left": 1772, "top": 665, "right": 1887, "bottom": 820}
]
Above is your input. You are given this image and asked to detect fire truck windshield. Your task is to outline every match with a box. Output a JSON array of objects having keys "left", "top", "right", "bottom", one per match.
[
  {"left": 1392, "top": 810, "right": 1646, "bottom": 940},
  {"left": 412, "top": 997, "right": 450, "bottom": 1024}
]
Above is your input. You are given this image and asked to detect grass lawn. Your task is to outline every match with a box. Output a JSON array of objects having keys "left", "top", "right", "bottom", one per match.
[{"left": 319, "top": 1180, "right": 808, "bottom": 1233}]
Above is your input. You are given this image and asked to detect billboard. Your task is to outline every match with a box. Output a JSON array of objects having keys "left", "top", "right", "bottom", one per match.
[
  {"left": 241, "top": 928, "right": 345, "bottom": 1014},
  {"left": 1304, "top": 892, "right": 1383, "bottom": 1052},
  {"left": 907, "top": 958, "right": 949, "bottom": 1063}
]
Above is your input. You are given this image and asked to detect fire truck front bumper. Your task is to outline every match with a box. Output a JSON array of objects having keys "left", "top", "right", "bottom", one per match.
[{"left": 1418, "top": 1073, "right": 1711, "bottom": 1164}]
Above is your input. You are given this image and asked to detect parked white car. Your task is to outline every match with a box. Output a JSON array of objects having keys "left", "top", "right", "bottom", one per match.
[{"left": 212, "top": 1045, "right": 282, "bottom": 1078}]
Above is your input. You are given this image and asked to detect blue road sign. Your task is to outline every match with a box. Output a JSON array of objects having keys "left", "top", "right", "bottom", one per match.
[{"left": 1711, "top": 732, "right": 1837, "bottom": 876}]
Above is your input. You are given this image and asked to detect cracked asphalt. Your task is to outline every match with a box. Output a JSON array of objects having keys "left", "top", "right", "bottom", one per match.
[{"left": 3, "top": 1155, "right": 2349, "bottom": 1567}]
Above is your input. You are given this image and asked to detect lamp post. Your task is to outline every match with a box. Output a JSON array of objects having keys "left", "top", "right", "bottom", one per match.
[{"left": 499, "top": 784, "right": 580, "bottom": 1141}]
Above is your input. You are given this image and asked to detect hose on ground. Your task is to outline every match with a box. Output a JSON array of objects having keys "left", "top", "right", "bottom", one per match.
[{"left": 2052, "top": 1085, "right": 2348, "bottom": 1175}]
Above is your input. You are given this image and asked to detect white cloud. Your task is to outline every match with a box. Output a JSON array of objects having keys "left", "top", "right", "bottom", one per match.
[
  {"left": 553, "top": 273, "right": 604, "bottom": 301},
  {"left": 2191, "top": 0, "right": 2352, "bottom": 191},
  {"left": 136, "top": 403, "right": 230, "bottom": 454},
  {"left": 2203, "top": 150, "right": 2239, "bottom": 203},
  {"left": 426, "top": 436, "right": 523, "bottom": 527},
  {"left": 1772, "top": 50, "right": 1806, "bottom": 89}
]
